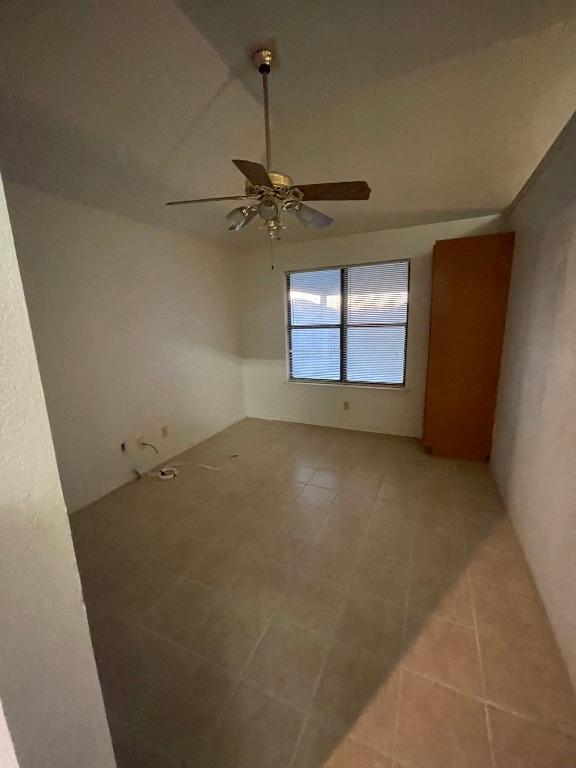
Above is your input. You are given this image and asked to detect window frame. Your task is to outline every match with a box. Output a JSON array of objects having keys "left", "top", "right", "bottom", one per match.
[{"left": 285, "top": 259, "right": 411, "bottom": 388}]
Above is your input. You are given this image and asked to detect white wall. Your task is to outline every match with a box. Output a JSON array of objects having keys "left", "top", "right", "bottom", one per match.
[
  {"left": 239, "top": 216, "right": 504, "bottom": 437},
  {"left": 492, "top": 115, "right": 576, "bottom": 687},
  {"left": 6, "top": 184, "right": 244, "bottom": 511},
  {"left": 0, "top": 176, "right": 114, "bottom": 767}
]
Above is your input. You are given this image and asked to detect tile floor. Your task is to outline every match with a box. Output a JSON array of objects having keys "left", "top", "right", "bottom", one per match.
[{"left": 71, "top": 419, "right": 576, "bottom": 768}]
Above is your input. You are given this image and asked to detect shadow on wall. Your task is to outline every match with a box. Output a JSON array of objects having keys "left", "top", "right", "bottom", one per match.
[{"left": 68, "top": 419, "right": 574, "bottom": 766}]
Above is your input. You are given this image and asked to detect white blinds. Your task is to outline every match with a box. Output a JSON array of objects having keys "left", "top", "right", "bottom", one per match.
[{"left": 287, "top": 260, "right": 409, "bottom": 385}]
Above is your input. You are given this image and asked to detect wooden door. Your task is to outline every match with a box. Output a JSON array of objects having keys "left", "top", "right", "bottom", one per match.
[{"left": 422, "top": 232, "right": 514, "bottom": 460}]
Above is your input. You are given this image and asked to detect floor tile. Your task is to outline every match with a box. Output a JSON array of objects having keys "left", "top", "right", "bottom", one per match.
[
  {"left": 395, "top": 670, "right": 492, "bottom": 768},
  {"left": 348, "top": 669, "right": 401, "bottom": 756},
  {"left": 469, "top": 539, "right": 537, "bottom": 595},
  {"left": 312, "top": 640, "right": 395, "bottom": 725},
  {"left": 110, "top": 723, "right": 178, "bottom": 768},
  {"left": 309, "top": 469, "right": 346, "bottom": 491},
  {"left": 297, "top": 537, "right": 358, "bottom": 588},
  {"left": 243, "top": 615, "right": 327, "bottom": 709},
  {"left": 71, "top": 419, "right": 576, "bottom": 768},
  {"left": 332, "top": 492, "right": 376, "bottom": 519},
  {"left": 472, "top": 581, "right": 555, "bottom": 648},
  {"left": 290, "top": 714, "right": 351, "bottom": 768},
  {"left": 352, "top": 550, "right": 410, "bottom": 600},
  {"left": 281, "top": 500, "right": 333, "bottom": 539},
  {"left": 134, "top": 659, "right": 236, "bottom": 762},
  {"left": 186, "top": 541, "right": 247, "bottom": 590},
  {"left": 408, "top": 570, "right": 474, "bottom": 627},
  {"left": 299, "top": 484, "right": 338, "bottom": 507},
  {"left": 197, "top": 682, "right": 303, "bottom": 768},
  {"left": 141, "top": 578, "right": 224, "bottom": 649},
  {"left": 403, "top": 616, "right": 483, "bottom": 695},
  {"left": 228, "top": 557, "right": 292, "bottom": 615},
  {"left": 341, "top": 473, "right": 382, "bottom": 497},
  {"left": 277, "top": 573, "right": 345, "bottom": 635},
  {"left": 325, "top": 739, "right": 391, "bottom": 767},
  {"left": 335, "top": 589, "right": 404, "bottom": 656},
  {"left": 188, "top": 597, "right": 269, "bottom": 675},
  {"left": 489, "top": 706, "right": 576, "bottom": 768},
  {"left": 478, "top": 622, "right": 576, "bottom": 727}
]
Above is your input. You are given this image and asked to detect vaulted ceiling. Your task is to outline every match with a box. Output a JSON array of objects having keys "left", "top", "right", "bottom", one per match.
[{"left": 1, "top": 0, "right": 575, "bottom": 249}]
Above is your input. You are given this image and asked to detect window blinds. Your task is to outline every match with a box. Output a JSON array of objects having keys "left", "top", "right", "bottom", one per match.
[{"left": 287, "top": 260, "right": 409, "bottom": 385}]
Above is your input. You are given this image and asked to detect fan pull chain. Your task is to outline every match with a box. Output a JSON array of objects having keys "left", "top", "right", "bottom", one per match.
[{"left": 269, "top": 238, "right": 275, "bottom": 270}]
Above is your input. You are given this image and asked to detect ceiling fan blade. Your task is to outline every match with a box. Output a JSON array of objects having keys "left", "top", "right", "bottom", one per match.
[
  {"left": 166, "top": 195, "right": 248, "bottom": 207},
  {"left": 295, "top": 181, "right": 371, "bottom": 201},
  {"left": 295, "top": 203, "right": 334, "bottom": 228},
  {"left": 232, "top": 159, "right": 273, "bottom": 188}
]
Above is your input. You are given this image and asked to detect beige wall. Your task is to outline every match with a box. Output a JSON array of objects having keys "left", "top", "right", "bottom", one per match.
[
  {"left": 7, "top": 184, "right": 244, "bottom": 511},
  {"left": 239, "top": 215, "right": 504, "bottom": 436},
  {"left": 492, "top": 115, "right": 576, "bottom": 687},
  {"left": 0, "top": 176, "right": 114, "bottom": 767}
]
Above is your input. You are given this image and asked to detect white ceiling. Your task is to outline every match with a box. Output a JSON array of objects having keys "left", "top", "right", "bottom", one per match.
[{"left": 1, "top": 0, "right": 575, "bottom": 250}]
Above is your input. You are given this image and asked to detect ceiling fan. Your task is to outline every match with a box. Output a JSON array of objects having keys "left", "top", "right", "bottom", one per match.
[{"left": 166, "top": 48, "right": 371, "bottom": 240}]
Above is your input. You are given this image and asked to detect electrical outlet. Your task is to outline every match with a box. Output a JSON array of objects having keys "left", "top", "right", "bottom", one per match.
[
  {"left": 161, "top": 425, "right": 169, "bottom": 438},
  {"left": 343, "top": 400, "right": 350, "bottom": 411}
]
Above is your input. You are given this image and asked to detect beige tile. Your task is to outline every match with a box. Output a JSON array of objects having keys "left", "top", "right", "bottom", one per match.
[
  {"left": 187, "top": 540, "right": 248, "bottom": 590},
  {"left": 348, "top": 669, "right": 401, "bottom": 756},
  {"left": 73, "top": 419, "right": 575, "bottom": 768},
  {"left": 396, "top": 670, "right": 492, "bottom": 768},
  {"left": 326, "top": 739, "right": 391, "bottom": 767},
  {"left": 469, "top": 539, "right": 537, "bottom": 595},
  {"left": 134, "top": 660, "right": 235, "bottom": 762},
  {"left": 110, "top": 723, "right": 178, "bottom": 768},
  {"left": 309, "top": 469, "right": 346, "bottom": 490},
  {"left": 291, "top": 714, "right": 350, "bottom": 768},
  {"left": 281, "top": 500, "right": 333, "bottom": 539},
  {"left": 299, "top": 484, "right": 338, "bottom": 507},
  {"left": 243, "top": 616, "right": 327, "bottom": 708},
  {"left": 312, "top": 640, "right": 394, "bottom": 725},
  {"left": 297, "top": 537, "right": 358, "bottom": 588},
  {"left": 197, "top": 682, "right": 303, "bottom": 768},
  {"left": 255, "top": 528, "right": 307, "bottom": 570},
  {"left": 315, "top": 507, "right": 366, "bottom": 548},
  {"left": 403, "top": 616, "right": 483, "bottom": 695},
  {"left": 341, "top": 473, "right": 382, "bottom": 497},
  {"left": 332, "top": 492, "right": 376, "bottom": 519},
  {"left": 277, "top": 573, "right": 345, "bottom": 635},
  {"left": 140, "top": 520, "right": 211, "bottom": 575},
  {"left": 107, "top": 564, "right": 177, "bottom": 621},
  {"left": 188, "top": 598, "right": 269, "bottom": 675},
  {"left": 352, "top": 550, "right": 410, "bottom": 600},
  {"left": 463, "top": 513, "right": 518, "bottom": 553},
  {"left": 472, "top": 581, "right": 555, "bottom": 648},
  {"left": 142, "top": 578, "right": 224, "bottom": 649},
  {"left": 335, "top": 589, "right": 404, "bottom": 656},
  {"left": 363, "top": 507, "right": 413, "bottom": 562},
  {"left": 408, "top": 570, "right": 474, "bottom": 627},
  {"left": 98, "top": 622, "right": 203, "bottom": 725},
  {"left": 479, "top": 622, "right": 576, "bottom": 727},
  {"left": 411, "top": 527, "right": 468, "bottom": 581},
  {"left": 489, "top": 706, "right": 576, "bottom": 768},
  {"left": 228, "top": 557, "right": 292, "bottom": 615}
]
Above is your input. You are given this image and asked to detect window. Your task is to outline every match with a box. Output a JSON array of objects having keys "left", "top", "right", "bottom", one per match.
[{"left": 286, "top": 260, "right": 409, "bottom": 386}]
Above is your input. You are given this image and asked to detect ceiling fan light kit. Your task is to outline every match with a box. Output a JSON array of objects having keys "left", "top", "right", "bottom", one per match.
[{"left": 166, "top": 48, "right": 371, "bottom": 241}]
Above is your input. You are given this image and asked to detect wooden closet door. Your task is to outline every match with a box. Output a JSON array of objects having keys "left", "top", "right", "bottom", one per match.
[{"left": 422, "top": 232, "right": 514, "bottom": 460}]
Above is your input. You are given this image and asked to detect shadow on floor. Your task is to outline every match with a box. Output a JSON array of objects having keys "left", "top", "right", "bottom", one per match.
[{"left": 70, "top": 419, "right": 576, "bottom": 768}]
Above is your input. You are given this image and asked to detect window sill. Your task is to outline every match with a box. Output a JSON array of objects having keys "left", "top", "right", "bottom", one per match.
[{"left": 284, "top": 379, "right": 409, "bottom": 392}]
